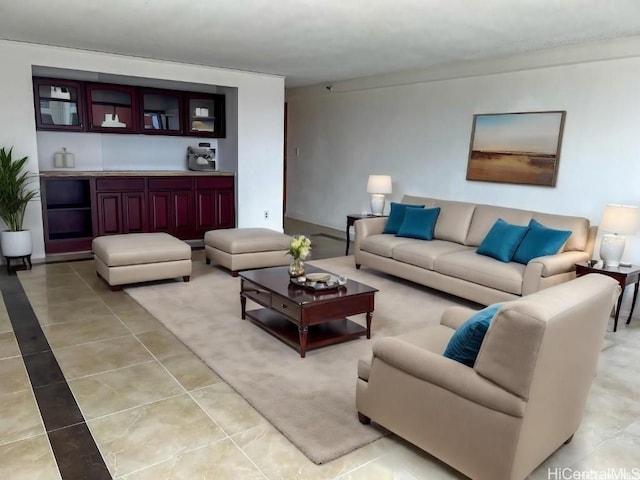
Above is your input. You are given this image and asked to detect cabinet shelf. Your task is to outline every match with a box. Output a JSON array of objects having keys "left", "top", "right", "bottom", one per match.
[
  {"left": 48, "top": 232, "right": 93, "bottom": 241},
  {"left": 46, "top": 204, "right": 92, "bottom": 211}
]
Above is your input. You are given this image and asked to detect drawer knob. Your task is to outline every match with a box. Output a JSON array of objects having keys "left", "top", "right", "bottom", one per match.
[{"left": 281, "top": 304, "right": 288, "bottom": 308}]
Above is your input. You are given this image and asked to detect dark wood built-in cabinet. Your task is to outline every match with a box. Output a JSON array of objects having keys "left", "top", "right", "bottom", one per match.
[
  {"left": 95, "top": 178, "right": 147, "bottom": 236},
  {"left": 86, "top": 83, "right": 138, "bottom": 133},
  {"left": 33, "top": 78, "right": 225, "bottom": 138},
  {"left": 185, "top": 92, "right": 225, "bottom": 137},
  {"left": 33, "top": 78, "right": 86, "bottom": 131},
  {"left": 41, "top": 174, "right": 235, "bottom": 254},
  {"left": 41, "top": 178, "right": 94, "bottom": 253}
]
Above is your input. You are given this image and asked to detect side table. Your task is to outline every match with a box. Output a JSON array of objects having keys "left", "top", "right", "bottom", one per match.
[
  {"left": 345, "top": 214, "right": 386, "bottom": 256},
  {"left": 575, "top": 262, "right": 640, "bottom": 332}
]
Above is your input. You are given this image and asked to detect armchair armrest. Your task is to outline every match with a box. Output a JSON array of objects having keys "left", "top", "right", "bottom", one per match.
[
  {"left": 372, "top": 337, "right": 526, "bottom": 417},
  {"left": 440, "top": 306, "right": 479, "bottom": 330}
]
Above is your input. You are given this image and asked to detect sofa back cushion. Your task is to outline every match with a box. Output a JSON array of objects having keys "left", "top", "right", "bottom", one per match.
[
  {"left": 466, "top": 205, "right": 532, "bottom": 247},
  {"left": 531, "top": 212, "right": 590, "bottom": 252},
  {"left": 432, "top": 200, "right": 477, "bottom": 244},
  {"left": 401, "top": 195, "right": 438, "bottom": 208}
]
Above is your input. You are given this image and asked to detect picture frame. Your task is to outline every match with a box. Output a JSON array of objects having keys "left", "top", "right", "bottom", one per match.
[{"left": 466, "top": 111, "right": 566, "bottom": 187}]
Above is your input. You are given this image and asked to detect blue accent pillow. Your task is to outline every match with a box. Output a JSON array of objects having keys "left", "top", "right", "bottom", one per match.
[
  {"left": 476, "top": 219, "right": 529, "bottom": 262},
  {"left": 383, "top": 202, "right": 425, "bottom": 234},
  {"left": 443, "top": 304, "right": 501, "bottom": 367},
  {"left": 513, "top": 219, "right": 572, "bottom": 264},
  {"left": 396, "top": 207, "right": 441, "bottom": 240}
]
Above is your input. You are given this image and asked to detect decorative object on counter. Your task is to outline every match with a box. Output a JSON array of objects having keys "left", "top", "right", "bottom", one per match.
[
  {"left": 187, "top": 144, "right": 217, "bottom": 171},
  {"left": 0, "top": 147, "right": 38, "bottom": 261},
  {"left": 53, "top": 147, "right": 75, "bottom": 169},
  {"left": 366, "top": 174, "right": 392, "bottom": 216},
  {"left": 288, "top": 234, "right": 311, "bottom": 277},
  {"left": 599, "top": 203, "right": 638, "bottom": 268}
]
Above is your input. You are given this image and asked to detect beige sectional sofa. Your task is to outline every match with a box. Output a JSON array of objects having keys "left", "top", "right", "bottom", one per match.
[{"left": 354, "top": 195, "right": 597, "bottom": 305}]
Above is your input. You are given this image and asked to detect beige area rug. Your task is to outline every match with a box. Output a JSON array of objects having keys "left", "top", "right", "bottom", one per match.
[{"left": 125, "top": 256, "right": 473, "bottom": 464}]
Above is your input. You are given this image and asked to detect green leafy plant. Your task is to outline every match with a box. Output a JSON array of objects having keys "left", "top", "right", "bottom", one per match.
[{"left": 0, "top": 147, "right": 38, "bottom": 231}]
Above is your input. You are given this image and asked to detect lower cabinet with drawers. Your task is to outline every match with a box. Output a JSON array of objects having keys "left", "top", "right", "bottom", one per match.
[{"left": 41, "top": 173, "right": 235, "bottom": 254}]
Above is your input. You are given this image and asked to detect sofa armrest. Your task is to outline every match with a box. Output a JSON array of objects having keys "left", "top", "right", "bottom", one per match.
[
  {"left": 372, "top": 337, "right": 526, "bottom": 417},
  {"left": 440, "top": 306, "right": 479, "bottom": 330},
  {"left": 355, "top": 217, "right": 387, "bottom": 240},
  {"left": 528, "top": 251, "right": 590, "bottom": 277},
  {"left": 522, "top": 251, "right": 590, "bottom": 296},
  {"left": 354, "top": 217, "right": 388, "bottom": 256}
]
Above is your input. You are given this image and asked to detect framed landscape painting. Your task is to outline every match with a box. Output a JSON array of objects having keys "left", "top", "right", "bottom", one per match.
[{"left": 466, "top": 111, "right": 566, "bottom": 187}]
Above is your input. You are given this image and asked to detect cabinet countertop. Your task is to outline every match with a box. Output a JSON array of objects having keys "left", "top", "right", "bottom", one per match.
[{"left": 39, "top": 170, "right": 235, "bottom": 178}]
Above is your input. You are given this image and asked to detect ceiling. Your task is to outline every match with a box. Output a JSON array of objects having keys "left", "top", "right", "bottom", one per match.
[{"left": 1, "top": 0, "right": 640, "bottom": 87}]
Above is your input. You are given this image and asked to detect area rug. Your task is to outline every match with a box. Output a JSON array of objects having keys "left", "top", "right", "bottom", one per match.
[{"left": 125, "top": 256, "right": 473, "bottom": 464}]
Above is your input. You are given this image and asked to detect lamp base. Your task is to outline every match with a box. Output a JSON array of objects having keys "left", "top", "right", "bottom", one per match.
[
  {"left": 600, "top": 233, "right": 625, "bottom": 268},
  {"left": 370, "top": 194, "right": 386, "bottom": 216}
]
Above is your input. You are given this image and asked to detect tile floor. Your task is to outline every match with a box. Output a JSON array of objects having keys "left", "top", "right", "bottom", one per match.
[{"left": 0, "top": 233, "right": 639, "bottom": 479}]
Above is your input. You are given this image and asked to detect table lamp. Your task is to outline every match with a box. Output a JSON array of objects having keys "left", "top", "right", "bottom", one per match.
[
  {"left": 599, "top": 204, "right": 638, "bottom": 267},
  {"left": 366, "top": 175, "right": 392, "bottom": 216}
]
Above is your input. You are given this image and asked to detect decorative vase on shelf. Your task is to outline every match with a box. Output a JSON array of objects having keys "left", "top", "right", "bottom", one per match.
[{"left": 288, "top": 258, "right": 305, "bottom": 278}]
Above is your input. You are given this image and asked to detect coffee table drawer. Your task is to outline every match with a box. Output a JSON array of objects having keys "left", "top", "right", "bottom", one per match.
[{"left": 271, "top": 295, "right": 300, "bottom": 320}]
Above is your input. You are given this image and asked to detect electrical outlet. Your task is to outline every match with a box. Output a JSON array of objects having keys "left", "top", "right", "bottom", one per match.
[{"left": 264, "top": 210, "right": 269, "bottom": 219}]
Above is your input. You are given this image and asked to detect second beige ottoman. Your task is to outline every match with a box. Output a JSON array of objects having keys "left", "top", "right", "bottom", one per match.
[{"left": 204, "top": 228, "right": 292, "bottom": 276}]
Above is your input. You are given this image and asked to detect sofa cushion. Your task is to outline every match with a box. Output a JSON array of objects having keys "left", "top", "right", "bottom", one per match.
[
  {"left": 443, "top": 304, "right": 501, "bottom": 367},
  {"left": 432, "top": 200, "right": 477, "bottom": 244},
  {"left": 476, "top": 219, "right": 529, "bottom": 262},
  {"left": 392, "top": 241, "right": 472, "bottom": 270},
  {"left": 383, "top": 202, "right": 425, "bottom": 234},
  {"left": 466, "top": 205, "right": 532, "bottom": 247},
  {"left": 513, "top": 219, "right": 572, "bottom": 265},
  {"left": 396, "top": 207, "right": 441, "bottom": 240},
  {"left": 435, "top": 249, "right": 526, "bottom": 295},
  {"left": 531, "top": 212, "right": 590, "bottom": 252},
  {"left": 360, "top": 234, "right": 419, "bottom": 258}
]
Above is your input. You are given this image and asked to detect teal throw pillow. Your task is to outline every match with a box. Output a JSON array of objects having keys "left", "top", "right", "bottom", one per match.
[
  {"left": 383, "top": 202, "right": 425, "bottom": 234},
  {"left": 443, "top": 304, "right": 501, "bottom": 367},
  {"left": 513, "top": 219, "right": 572, "bottom": 264},
  {"left": 396, "top": 207, "right": 441, "bottom": 240},
  {"left": 476, "top": 219, "right": 529, "bottom": 262}
]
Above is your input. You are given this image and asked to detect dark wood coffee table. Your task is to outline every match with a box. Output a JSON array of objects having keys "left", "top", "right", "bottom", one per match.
[{"left": 239, "top": 266, "right": 378, "bottom": 358}]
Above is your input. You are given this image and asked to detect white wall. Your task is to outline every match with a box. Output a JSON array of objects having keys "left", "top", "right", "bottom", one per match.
[
  {"left": 286, "top": 41, "right": 640, "bottom": 265},
  {"left": 0, "top": 39, "right": 285, "bottom": 261}
]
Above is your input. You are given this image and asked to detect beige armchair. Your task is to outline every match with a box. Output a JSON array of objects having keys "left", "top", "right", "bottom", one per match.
[{"left": 356, "top": 274, "right": 620, "bottom": 480}]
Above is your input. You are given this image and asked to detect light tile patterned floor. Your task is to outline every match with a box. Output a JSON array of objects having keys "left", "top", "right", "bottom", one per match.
[{"left": 0, "top": 235, "right": 639, "bottom": 479}]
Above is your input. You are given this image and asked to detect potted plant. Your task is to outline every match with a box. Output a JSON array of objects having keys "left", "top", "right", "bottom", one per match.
[{"left": 0, "top": 147, "right": 38, "bottom": 258}]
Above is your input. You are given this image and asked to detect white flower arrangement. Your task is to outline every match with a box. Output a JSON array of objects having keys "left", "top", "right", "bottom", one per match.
[{"left": 288, "top": 234, "right": 311, "bottom": 260}]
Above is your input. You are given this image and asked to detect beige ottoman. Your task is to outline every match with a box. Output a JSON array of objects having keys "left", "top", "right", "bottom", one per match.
[
  {"left": 204, "top": 228, "right": 292, "bottom": 276},
  {"left": 93, "top": 233, "right": 192, "bottom": 290}
]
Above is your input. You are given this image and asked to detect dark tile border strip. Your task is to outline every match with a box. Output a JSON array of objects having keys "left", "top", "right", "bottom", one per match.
[{"left": 0, "top": 273, "right": 112, "bottom": 480}]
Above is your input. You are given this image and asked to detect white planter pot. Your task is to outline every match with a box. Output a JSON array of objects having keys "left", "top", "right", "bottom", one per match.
[{"left": 0, "top": 230, "right": 33, "bottom": 257}]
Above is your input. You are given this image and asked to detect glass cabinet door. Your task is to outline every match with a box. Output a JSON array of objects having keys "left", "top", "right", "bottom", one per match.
[
  {"left": 86, "top": 83, "right": 138, "bottom": 133},
  {"left": 34, "top": 78, "right": 85, "bottom": 131},
  {"left": 185, "top": 93, "right": 225, "bottom": 137},
  {"left": 140, "top": 89, "right": 183, "bottom": 135}
]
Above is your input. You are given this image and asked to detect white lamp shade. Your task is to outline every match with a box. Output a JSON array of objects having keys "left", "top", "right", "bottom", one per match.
[
  {"left": 600, "top": 204, "right": 638, "bottom": 234},
  {"left": 367, "top": 175, "right": 392, "bottom": 194}
]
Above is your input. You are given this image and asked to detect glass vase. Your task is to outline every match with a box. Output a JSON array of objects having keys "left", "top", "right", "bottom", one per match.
[{"left": 288, "top": 258, "right": 305, "bottom": 278}]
